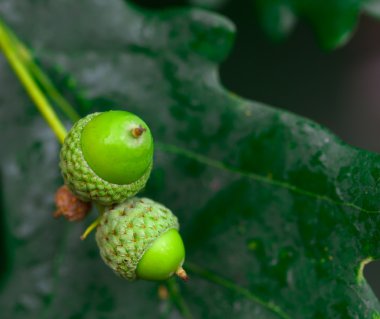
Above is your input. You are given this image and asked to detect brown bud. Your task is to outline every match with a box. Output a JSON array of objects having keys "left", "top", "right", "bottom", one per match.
[
  {"left": 131, "top": 125, "right": 146, "bottom": 138},
  {"left": 54, "top": 185, "right": 91, "bottom": 221}
]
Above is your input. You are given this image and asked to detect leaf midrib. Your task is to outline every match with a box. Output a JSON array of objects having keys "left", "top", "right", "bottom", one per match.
[
  {"left": 186, "top": 262, "right": 291, "bottom": 319},
  {"left": 156, "top": 142, "right": 380, "bottom": 215}
]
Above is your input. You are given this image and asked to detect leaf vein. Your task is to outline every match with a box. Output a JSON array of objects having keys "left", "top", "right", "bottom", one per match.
[
  {"left": 156, "top": 142, "right": 379, "bottom": 214},
  {"left": 187, "top": 263, "right": 292, "bottom": 319}
]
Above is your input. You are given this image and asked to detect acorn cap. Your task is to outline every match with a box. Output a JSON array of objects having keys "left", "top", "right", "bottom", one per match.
[
  {"left": 60, "top": 113, "right": 152, "bottom": 206},
  {"left": 95, "top": 197, "right": 179, "bottom": 280}
]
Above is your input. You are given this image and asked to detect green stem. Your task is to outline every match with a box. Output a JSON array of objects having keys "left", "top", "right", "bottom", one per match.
[
  {"left": 0, "top": 20, "right": 105, "bottom": 239},
  {"left": 80, "top": 215, "right": 102, "bottom": 240},
  {"left": 0, "top": 19, "right": 67, "bottom": 144},
  {"left": 166, "top": 279, "right": 193, "bottom": 319},
  {"left": 0, "top": 19, "right": 80, "bottom": 123},
  {"left": 79, "top": 203, "right": 105, "bottom": 239},
  {"left": 0, "top": 20, "right": 80, "bottom": 122}
]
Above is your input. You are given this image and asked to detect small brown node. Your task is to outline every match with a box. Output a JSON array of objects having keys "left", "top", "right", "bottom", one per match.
[
  {"left": 131, "top": 125, "right": 146, "bottom": 138},
  {"left": 54, "top": 185, "right": 91, "bottom": 221}
]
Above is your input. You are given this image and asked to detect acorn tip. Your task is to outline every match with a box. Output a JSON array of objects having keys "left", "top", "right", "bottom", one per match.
[
  {"left": 176, "top": 267, "right": 189, "bottom": 282},
  {"left": 131, "top": 126, "right": 146, "bottom": 138}
]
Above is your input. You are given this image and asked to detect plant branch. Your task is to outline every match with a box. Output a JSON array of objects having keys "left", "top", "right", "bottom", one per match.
[
  {"left": 0, "top": 19, "right": 67, "bottom": 144},
  {"left": 166, "top": 279, "right": 193, "bottom": 319},
  {"left": 4, "top": 23, "right": 81, "bottom": 123},
  {"left": 0, "top": 20, "right": 107, "bottom": 240},
  {"left": 80, "top": 215, "right": 102, "bottom": 240}
]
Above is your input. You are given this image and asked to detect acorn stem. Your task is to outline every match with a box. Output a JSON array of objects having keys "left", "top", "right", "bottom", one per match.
[
  {"left": 176, "top": 267, "right": 189, "bottom": 282},
  {"left": 1, "top": 21, "right": 80, "bottom": 122},
  {"left": 80, "top": 216, "right": 101, "bottom": 240},
  {"left": 131, "top": 125, "right": 146, "bottom": 138},
  {"left": 0, "top": 19, "right": 67, "bottom": 144}
]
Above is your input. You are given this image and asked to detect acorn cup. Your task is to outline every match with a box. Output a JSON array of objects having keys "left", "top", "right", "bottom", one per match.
[
  {"left": 60, "top": 111, "right": 154, "bottom": 206},
  {"left": 96, "top": 197, "right": 187, "bottom": 281}
]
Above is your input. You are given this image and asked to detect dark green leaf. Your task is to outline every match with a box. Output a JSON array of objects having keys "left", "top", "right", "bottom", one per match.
[
  {"left": 1, "top": 0, "right": 380, "bottom": 318},
  {"left": 186, "top": 0, "right": 380, "bottom": 49},
  {"left": 253, "top": 0, "right": 376, "bottom": 49}
]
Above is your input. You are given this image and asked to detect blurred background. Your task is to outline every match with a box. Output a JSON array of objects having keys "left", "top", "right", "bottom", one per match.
[{"left": 134, "top": 0, "right": 380, "bottom": 299}]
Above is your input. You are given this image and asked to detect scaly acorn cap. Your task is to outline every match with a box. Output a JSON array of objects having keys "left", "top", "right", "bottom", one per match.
[
  {"left": 96, "top": 197, "right": 179, "bottom": 280},
  {"left": 59, "top": 113, "right": 152, "bottom": 206}
]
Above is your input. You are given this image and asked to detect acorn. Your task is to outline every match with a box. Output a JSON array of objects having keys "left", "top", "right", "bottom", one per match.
[
  {"left": 60, "top": 111, "right": 153, "bottom": 206},
  {"left": 96, "top": 197, "right": 187, "bottom": 281}
]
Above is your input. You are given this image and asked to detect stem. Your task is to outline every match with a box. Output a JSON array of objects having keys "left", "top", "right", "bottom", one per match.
[
  {"left": 6, "top": 27, "right": 81, "bottom": 122},
  {"left": 166, "top": 279, "right": 193, "bottom": 319},
  {"left": 80, "top": 215, "right": 102, "bottom": 240},
  {"left": 0, "top": 19, "right": 67, "bottom": 144},
  {"left": 80, "top": 204, "right": 105, "bottom": 240},
  {"left": 0, "top": 21, "right": 105, "bottom": 239}
]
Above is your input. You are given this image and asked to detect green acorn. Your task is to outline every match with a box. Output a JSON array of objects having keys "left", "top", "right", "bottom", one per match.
[
  {"left": 60, "top": 111, "right": 153, "bottom": 206},
  {"left": 96, "top": 197, "right": 187, "bottom": 281}
]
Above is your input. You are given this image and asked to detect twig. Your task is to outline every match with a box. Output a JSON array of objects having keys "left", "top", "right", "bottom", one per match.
[{"left": 0, "top": 18, "right": 67, "bottom": 144}]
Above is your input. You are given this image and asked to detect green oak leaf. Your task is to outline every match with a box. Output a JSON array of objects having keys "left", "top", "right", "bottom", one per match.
[
  {"left": 1, "top": 0, "right": 380, "bottom": 318},
  {"left": 186, "top": 0, "right": 380, "bottom": 49},
  {"left": 252, "top": 0, "right": 378, "bottom": 49}
]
